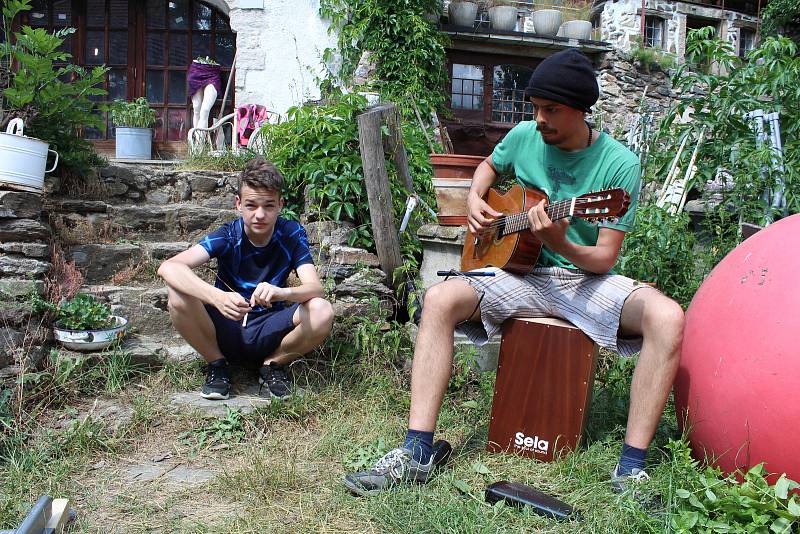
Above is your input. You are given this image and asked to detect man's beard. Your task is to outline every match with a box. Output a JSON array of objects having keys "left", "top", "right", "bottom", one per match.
[{"left": 536, "top": 124, "right": 559, "bottom": 145}]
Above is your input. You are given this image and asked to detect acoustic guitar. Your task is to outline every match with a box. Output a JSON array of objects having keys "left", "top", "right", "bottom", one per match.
[{"left": 460, "top": 184, "right": 631, "bottom": 275}]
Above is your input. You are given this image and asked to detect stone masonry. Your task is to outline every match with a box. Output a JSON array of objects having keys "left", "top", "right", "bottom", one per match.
[{"left": 0, "top": 190, "right": 51, "bottom": 370}]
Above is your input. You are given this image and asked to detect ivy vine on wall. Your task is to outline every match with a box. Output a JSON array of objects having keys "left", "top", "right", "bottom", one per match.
[{"left": 319, "top": 0, "right": 449, "bottom": 117}]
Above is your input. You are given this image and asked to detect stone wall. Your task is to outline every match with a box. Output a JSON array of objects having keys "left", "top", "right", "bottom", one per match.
[
  {"left": 595, "top": 0, "right": 759, "bottom": 58},
  {"left": 0, "top": 191, "right": 51, "bottom": 371},
  {"left": 595, "top": 49, "right": 676, "bottom": 137}
]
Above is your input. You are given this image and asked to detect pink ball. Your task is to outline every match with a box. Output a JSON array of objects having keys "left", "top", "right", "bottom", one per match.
[{"left": 675, "top": 214, "right": 800, "bottom": 482}]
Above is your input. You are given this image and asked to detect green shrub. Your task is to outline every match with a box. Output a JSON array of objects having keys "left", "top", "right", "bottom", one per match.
[
  {"left": 110, "top": 97, "right": 157, "bottom": 128},
  {"left": 616, "top": 203, "right": 701, "bottom": 307},
  {"left": 257, "top": 91, "right": 437, "bottom": 254},
  {"left": 666, "top": 439, "right": 800, "bottom": 533},
  {"left": 320, "top": 0, "right": 449, "bottom": 117},
  {"left": 1, "top": 0, "right": 108, "bottom": 178},
  {"left": 628, "top": 39, "right": 677, "bottom": 73}
]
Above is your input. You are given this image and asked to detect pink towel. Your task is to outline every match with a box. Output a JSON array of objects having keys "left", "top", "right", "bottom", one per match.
[{"left": 236, "top": 104, "right": 273, "bottom": 146}]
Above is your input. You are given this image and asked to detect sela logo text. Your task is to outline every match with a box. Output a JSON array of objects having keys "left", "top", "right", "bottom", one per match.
[{"left": 514, "top": 431, "right": 549, "bottom": 454}]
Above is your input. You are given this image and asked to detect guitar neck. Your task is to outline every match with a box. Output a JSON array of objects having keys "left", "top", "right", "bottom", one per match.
[{"left": 499, "top": 198, "right": 575, "bottom": 236}]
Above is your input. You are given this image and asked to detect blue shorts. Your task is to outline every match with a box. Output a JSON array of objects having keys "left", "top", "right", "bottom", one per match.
[{"left": 204, "top": 303, "right": 300, "bottom": 367}]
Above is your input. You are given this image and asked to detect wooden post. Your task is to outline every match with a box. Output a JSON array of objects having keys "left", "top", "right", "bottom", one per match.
[
  {"left": 357, "top": 103, "right": 403, "bottom": 287},
  {"left": 384, "top": 106, "right": 415, "bottom": 194}
]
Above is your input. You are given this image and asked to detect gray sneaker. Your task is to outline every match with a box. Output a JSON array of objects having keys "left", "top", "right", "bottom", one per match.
[
  {"left": 343, "top": 447, "right": 435, "bottom": 497},
  {"left": 610, "top": 463, "right": 651, "bottom": 494}
]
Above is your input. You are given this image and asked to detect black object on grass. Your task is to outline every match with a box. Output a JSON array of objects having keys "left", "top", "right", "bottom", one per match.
[
  {"left": 485, "top": 481, "right": 581, "bottom": 521},
  {"left": 431, "top": 439, "right": 453, "bottom": 467}
]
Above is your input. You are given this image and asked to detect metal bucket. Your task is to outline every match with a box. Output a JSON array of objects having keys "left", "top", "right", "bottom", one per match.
[
  {"left": 115, "top": 127, "right": 153, "bottom": 160},
  {"left": 0, "top": 119, "right": 59, "bottom": 194}
]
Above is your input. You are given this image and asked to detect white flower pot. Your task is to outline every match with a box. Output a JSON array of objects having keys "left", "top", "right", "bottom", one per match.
[
  {"left": 54, "top": 316, "right": 128, "bottom": 352},
  {"left": 0, "top": 119, "right": 59, "bottom": 194},
  {"left": 115, "top": 127, "right": 153, "bottom": 160},
  {"left": 560, "top": 20, "right": 592, "bottom": 40},
  {"left": 448, "top": 1, "right": 479, "bottom": 27},
  {"left": 531, "top": 9, "right": 562, "bottom": 37},
  {"left": 489, "top": 6, "right": 518, "bottom": 31}
]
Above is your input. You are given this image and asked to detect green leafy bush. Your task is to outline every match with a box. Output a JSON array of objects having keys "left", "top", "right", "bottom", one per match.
[
  {"left": 319, "top": 0, "right": 448, "bottom": 117},
  {"left": 666, "top": 438, "right": 800, "bottom": 533},
  {"left": 627, "top": 30, "right": 800, "bottom": 308},
  {"left": 110, "top": 97, "right": 157, "bottom": 128},
  {"left": 627, "top": 38, "right": 676, "bottom": 73},
  {"left": 616, "top": 204, "right": 701, "bottom": 307},
  {"left": 257, "top": 91, "right": 437, "bottom": 254},
  {"left": 1, "top": 0, "right": 107, "bottom": 178}
]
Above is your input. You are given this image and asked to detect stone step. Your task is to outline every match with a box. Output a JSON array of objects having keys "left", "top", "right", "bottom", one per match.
[
  {"left": 67, "top": 241, "right": 193, "bottom": 284},
  {"left": 84, "top": 283, "right": 172, "bottom": 337},
  {"left": 96, "top": 163, "right": 238, "bottom": 207},
  {"left": 120, "top": 334, "right": 201, "bottom": 367},
  {"left": 49, "top": 202, "right": 239, "bottom": 243}
]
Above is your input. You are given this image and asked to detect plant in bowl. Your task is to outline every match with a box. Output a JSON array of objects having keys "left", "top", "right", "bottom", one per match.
[
  {"left": 48, "top": 294, "right": 128, "bottom": 351},
  {"left": 110, "top": 97, "right": 157, "bottom": 160}
]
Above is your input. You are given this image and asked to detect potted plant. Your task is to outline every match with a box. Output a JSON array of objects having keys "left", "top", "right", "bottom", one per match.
[
  {"left": 487, "top": 0, "right": 519, "bottom": 31},
  {"left": 48, "top": 294, "right": 128, "bottom": 352},
  {"left": 430, "top": 153, "right": 485, "bottom": 225},
  {"left": 111, "top": 97, "right": 157, "bottom": 160},
  {"left": 448, "top": 1, "right": 479, "bottom": 28}
]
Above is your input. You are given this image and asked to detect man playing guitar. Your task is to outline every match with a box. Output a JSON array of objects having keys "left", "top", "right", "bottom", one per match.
[{"left": 344, "top": 49, "right": 684, "bottom": 496}]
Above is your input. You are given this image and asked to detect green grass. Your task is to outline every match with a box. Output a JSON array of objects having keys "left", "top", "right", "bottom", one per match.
[{"left": 2, "top": 319, "right": 792, "bottom": 532}]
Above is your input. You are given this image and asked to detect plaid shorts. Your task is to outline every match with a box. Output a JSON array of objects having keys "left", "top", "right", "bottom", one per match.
[{"left": 456, "top": 266, "right": 647, "bottom": 356}]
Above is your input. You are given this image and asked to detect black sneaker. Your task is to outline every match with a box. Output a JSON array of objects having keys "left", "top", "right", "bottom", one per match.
[
  {"left": 201, "top": 359, "right": 231, "bottom": 400},
  {"left": 259, "top": 362, "right": 292, "bottom": 399}
]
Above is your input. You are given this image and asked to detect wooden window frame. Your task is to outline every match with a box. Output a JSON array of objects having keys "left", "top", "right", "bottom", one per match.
[
  {"left": 19, "top": 0, "right": 235, "bottom": 155},
  {"left": 447, "top": 50, "right": 541, "bottom": 131}
]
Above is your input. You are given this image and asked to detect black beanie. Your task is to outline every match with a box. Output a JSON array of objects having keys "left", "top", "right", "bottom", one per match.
[{"left": 525, "top": 49, "right": 598, "bottom": 112}]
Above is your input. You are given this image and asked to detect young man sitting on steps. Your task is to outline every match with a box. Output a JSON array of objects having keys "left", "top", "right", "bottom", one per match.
[
  {"left": 343, "top": 49, "right": 684, "bottom": 496},
  {"left": 158, "top": 157, "right": 334, "bottom": 400}
]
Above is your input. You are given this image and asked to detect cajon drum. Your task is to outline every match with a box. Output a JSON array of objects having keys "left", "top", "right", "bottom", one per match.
[{"left": 487, "top": 317, "right": 599, "bottom": 462}]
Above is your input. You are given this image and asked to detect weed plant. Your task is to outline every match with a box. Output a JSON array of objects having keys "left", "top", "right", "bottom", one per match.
[
  {"left": 617, "top": 31, "right": 800, "bottom": 307},
  {"left": 176, "top": 149, "right": 255, "bottom": 172}
]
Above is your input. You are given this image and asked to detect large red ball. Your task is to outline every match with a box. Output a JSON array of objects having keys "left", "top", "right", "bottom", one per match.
[{"left": 675, "top": 214, "right": 800, "bottom": 482}]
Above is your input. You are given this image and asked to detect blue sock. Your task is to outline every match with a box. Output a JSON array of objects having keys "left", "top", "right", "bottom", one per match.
[
  {"left": 617, "top": 443, "right": 647, "bottom": 475},
  {"left": 402, "top": 429, "right": 434, "bottom": 464}
]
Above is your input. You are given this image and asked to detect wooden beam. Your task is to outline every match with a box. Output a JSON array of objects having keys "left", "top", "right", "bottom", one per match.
[{"left": 357, "top": 104, "right": 403, "bottom": 287}]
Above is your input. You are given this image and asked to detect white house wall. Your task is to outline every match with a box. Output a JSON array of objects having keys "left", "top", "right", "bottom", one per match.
[{"left": 225, "top": 0, "right": 337, "bottom": 115}]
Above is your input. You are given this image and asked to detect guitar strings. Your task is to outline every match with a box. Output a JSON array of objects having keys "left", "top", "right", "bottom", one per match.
[{"left": 481, "top": 197, "right": 602, "bottom": 230}]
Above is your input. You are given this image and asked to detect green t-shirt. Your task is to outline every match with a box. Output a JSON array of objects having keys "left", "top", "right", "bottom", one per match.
[{"left": 491, "top": 121, "right": 641, "bottom": 270}]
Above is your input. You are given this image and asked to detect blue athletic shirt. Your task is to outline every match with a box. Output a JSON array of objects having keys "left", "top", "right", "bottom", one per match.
[{"left": 199, "top": 217, "right": 314, "bottom": 312}]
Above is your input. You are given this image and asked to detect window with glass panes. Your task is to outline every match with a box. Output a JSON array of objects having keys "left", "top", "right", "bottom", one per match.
[
  {"left": 491, "top": 65, "right": 534, "bottom": 124},
  {"left": 451, "top": 64, "right": 484, "bottom": 110},
  {"left": 644, "top": 16, "right": 665, "bottom": 49},
  {"left": 739, "top": 28, "right": 756, "bottom": 58},
  {"left": 21, "top": 0, "right": 235, "bottom": 143},
  {"left": 145, "top": 0, "right": 235, "bottom": 142}
]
